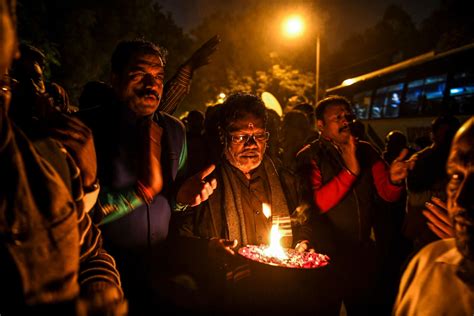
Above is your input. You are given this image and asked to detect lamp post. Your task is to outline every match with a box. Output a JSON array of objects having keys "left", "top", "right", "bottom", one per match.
[{"left": 282, "top": 15, "right": 320, "bottom": 103}]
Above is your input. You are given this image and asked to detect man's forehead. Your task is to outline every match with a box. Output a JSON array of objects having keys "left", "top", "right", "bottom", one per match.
[
  {"left": 326, "top": 103, "right": 350, "bottom": 114},
  {"left": 129, "top": 53, "right": 164, "bottom": 69},
  {"left": 227, "top": 115, "right": 264, "bottom": 132},
  {"left": 450, "top": 137, "right": 474, "bottom": 165}
]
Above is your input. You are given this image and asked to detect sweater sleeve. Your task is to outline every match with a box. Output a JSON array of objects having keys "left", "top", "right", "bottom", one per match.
[
  {"left": 310, "top": 159, "right": 357, "bottom": 213},
  {"left": 158, "top": 65, "right": 192, "bottom": 115},
  {"left": 371, "top": 159, "right": 403, "bottom": 202}
]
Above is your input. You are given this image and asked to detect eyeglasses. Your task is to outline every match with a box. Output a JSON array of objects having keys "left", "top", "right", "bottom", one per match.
[{"left": 229, "top": 131, "right": 270, "bottom": 144}]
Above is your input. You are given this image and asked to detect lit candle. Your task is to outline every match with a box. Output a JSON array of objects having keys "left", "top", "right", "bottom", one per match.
[{"left": 264, "top": 223, "right": 288, "bottom": 259}]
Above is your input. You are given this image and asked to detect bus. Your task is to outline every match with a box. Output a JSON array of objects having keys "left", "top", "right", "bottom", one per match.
[{"left": 325, "top": 42, "right": 474, "bottom": 150}]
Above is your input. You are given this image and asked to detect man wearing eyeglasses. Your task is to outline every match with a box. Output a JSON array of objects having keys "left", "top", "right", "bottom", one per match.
[
  {"left": 176, "top": 93, "right": 314, "bottom": 313},
  {"left": 296, "top": 95, "right": 414, "bottom": 315}
]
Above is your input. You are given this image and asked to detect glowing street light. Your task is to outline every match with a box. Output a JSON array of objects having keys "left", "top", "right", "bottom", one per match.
[
  {"left": 282, "top": 14, "right": 321, "bottom": 103},
  {"left": 282, "top": 15, "right": 304, "bottom": 38}
]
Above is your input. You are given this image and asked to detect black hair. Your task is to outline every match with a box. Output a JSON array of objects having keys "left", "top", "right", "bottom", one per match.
[
  {"left": 219, "top": 92, "right": 267, "bottom": 131},
  {"left": 18, "top": 43, "right": 45, "bottom": 67},
  {"left": 315, "top": 95, "right": 352, "bottom": 121},
  {"left": 431, "top": 115, "right": 460, "bottom": 133},
  {"left": 111, "top": 39, "right": 167, "bottom": 75}
]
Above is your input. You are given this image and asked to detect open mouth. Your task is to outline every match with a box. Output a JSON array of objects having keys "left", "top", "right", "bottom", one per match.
[{"left": 338, "top": 125, "right": 350, "bottom": 133}]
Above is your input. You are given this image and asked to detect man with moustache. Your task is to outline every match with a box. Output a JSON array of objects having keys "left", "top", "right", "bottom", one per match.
[
  {"left": 296, "top": 95, "right": 413, "bottom": 315},
  {"left": 85, "top": 39, "right": 216, "bottom": 315},
  {"left": 394, "top": 116, "right": 474, "bottom": 315}
]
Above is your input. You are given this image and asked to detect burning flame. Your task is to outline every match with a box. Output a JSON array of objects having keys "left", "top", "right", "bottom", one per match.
[
  {"left": 262, "top": 203, "right": 272, "bottom": 219},
  {"left": 264, "top": 224, "right": 288, "bottom": 259}
]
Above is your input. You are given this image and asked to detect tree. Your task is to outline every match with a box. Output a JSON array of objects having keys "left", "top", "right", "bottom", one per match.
[
  {"left": 17, "top": 0, "right": 193, "bottom": 103},
  {"left": 325, "top": 4, "right": 421, "bottom": 87}
]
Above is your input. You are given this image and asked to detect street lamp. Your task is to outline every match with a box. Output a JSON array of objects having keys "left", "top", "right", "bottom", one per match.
[{"left": 282, "top": 15, "right": 320, "bottom": 103}]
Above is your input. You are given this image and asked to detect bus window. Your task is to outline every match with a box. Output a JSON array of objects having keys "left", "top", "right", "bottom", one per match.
[
  {"left": 352, "top": 90, "right": 371, "bottom": 119},
  {"left": 372, "top": 86, "right": 387, "bottom": 118},
  {"left": 383, "top": 83, "right": 403, "bottom": 118},
  {"left": 422, "top": 74, "right": 447, "bottom": 115},
  {"left": 450, "top": 71, "right": 474, "bottom": 114},
  {"left": 371, "top": 84, "right": 402, "bottom": 118},
  {"left": 403, "top": 79, "right": 424, "bottom": 116}
]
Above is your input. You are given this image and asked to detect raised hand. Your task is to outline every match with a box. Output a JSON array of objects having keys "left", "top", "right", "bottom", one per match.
[
  {"left": 183, "top": 35, "right": 221, "bottom": 71},
  {"left": 340, "top": 135, "right": 360, "bottom": 175},
  {"left": 177, "top": 164, "right": 217, "bottom": 207},
  {"left": 389, "top": 148, "right": 415, "bottom": 184}
]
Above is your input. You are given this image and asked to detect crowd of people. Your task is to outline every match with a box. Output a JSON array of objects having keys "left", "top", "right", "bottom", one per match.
[{"left": 1, "top": 0, "right": 473, "bottom": 315}]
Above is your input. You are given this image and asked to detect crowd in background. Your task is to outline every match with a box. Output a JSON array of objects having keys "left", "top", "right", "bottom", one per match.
[{"left": 1, "top": 0, "right": 473, "bottom": 315}]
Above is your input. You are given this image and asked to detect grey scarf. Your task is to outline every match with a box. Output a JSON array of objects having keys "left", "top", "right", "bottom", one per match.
[{"left": 220, "top": 156, "right": 293, "bottom": 247}]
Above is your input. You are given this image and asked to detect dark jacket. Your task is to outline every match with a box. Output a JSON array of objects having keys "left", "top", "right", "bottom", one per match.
[
  {"left": 296, "top": 137, "right": 401, "bottom": 253},
  {"left": 83, "top": 102, "right": 187, "bottom": 313},
  {"left": 0, "top": 119, "right": 123, "bottom": 314}
]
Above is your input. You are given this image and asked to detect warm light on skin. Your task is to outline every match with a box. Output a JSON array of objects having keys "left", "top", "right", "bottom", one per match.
[
  {"left": 282, "top": 15, "right": 305, "bottom": 38},
  {"left": 264, "top": 224, "right": 288, "bottom": 259}
]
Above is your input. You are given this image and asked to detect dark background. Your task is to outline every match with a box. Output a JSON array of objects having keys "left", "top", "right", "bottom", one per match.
[{"left": 16, "top": 0, "right": 474, "bottom": 115}]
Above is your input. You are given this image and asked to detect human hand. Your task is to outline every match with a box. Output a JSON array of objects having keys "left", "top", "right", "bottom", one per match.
[
  {"left": 208, "top": 237, "right": 238, "bottom": 256},
  {"left": 389, "top": 148, "right": 415, "bottom": 184},
  {"left": 77, "top": 284, "right": 128, "bottom": 316},
  {"left": 294, "top": 240, "right": 315, "bottom": 253},
  {"left": 176, "top": 164, "right": 217, "bottom": 206},
  {"left": 47, "top": 114, "right": 97, "bottom": 187},
  {"left": 423, "top": 196, "right": 453, "bottom": 239},
  {"left": 340, "top": 135, "right": 360, "bottom": 175},
  {"left": 183, "top": 35, "right": 220, "bottom": 71}
]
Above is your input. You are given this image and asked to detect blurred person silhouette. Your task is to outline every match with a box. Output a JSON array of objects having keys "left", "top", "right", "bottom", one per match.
[
  {"left": 185, "top": 109, "right": 207, "bottom": 176},
  {"left": 383, "top": 130, "right": 411, "bottom": 164},
  {"left": 293, "top": 102, "right": 318, "bottom": 143},
  {"left": 202, "top": 103, "right": 224, "bottom": 164},
  {"left": 280, "top": 109, "right": 311, "bottom": 171},
  {"left": 9, "top": 43, "right": 75, "bottom": 126},
  {"left": 265, "top": 108, "right": 281, "bottom": 162},
  {"left": 403, "top": 115, "right": 461, "bottom": 253},
  {"left": 0, "top": 1, "right": 126, "bottom": 314}
]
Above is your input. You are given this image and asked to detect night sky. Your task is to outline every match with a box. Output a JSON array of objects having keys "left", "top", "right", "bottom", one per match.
[{"left": 159, "top": 0, "right": 441, "bottom": 50}]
